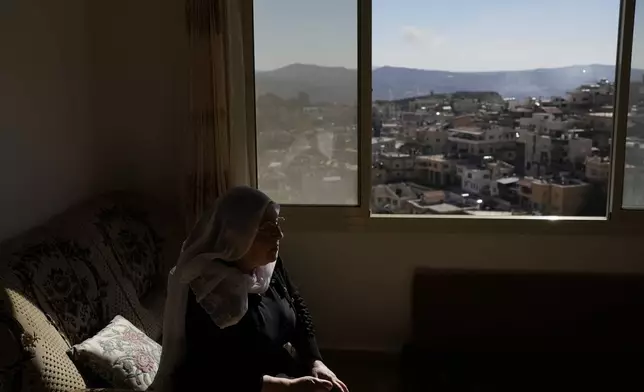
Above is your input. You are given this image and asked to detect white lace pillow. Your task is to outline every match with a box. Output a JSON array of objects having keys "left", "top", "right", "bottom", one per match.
[{"left": 69, "top": 315, "right": 162, "bottom": 391}]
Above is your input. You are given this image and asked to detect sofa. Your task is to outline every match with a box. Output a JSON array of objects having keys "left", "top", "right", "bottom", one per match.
[
  {"left": 402, "top": 268, "right": 644, "bottom": 391},
  {"left": 0, "top": 193, "right": 182, "bottom": 392}
]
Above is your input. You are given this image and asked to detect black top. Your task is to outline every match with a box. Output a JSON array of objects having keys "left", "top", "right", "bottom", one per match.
[{"left": 177, "top": 258, "right": 322, "bottom": 391}]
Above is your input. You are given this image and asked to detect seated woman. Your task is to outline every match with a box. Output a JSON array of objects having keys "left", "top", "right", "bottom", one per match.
[{"left": 153, "top": 186, "right": 348, "bottom": 392}]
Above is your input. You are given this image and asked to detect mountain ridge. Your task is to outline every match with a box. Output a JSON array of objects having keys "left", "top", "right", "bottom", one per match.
[{"left": 255, "top": 63, "right": 644, "bottom": 104}]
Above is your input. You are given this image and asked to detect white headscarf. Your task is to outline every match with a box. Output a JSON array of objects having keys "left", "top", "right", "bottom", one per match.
[{"left": 151, "top": 187, "right": 278, "bottom": 391}]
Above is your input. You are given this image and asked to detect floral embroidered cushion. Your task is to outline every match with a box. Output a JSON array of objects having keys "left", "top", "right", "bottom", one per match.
[{"left": 69, "top": 315, "right": 162, "bottom": 390}]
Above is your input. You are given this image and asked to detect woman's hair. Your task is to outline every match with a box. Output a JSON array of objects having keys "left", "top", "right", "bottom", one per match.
[{"left": 176, "top": 186, "right": 274, "bottom": 284}]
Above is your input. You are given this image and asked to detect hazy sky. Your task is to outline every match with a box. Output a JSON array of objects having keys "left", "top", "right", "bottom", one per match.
[{"left": 254, "top": 0, "right": 644, "bottom": 72}]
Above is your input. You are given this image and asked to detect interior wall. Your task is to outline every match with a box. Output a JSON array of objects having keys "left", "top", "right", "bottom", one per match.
[
  {"left": 0, "top": 0, "right": 95, "bottom": 240},
  {"left": 280, "top": 231, "right": 644, "bottom": 352},
  {"left": 0, "top": 0, "right": 187, "bottom": 241},
  {"left": 88, "top": 0, "right": 188, "bottom": 209}
]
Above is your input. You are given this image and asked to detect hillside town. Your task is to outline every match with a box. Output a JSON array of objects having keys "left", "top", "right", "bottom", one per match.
[
  {"left": 371, "top": 79, "right": 644, "bottom": 216},
  {"left": 255, "top": 76, "right": 644, "bottom": 213},
  {"left": 255, "top": 92, "right": 359, "bottom": 205}
]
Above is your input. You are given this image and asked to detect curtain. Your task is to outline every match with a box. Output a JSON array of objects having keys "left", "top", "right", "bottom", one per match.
[{"left": 184, "top": 0, "right": 257, "bottom": 230}]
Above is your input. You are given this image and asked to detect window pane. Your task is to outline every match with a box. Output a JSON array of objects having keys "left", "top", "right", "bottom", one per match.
[
  {"left": 253, "top": 0, "right": 358, "bottom": 205},
  {"left": 372, "top": 0, "right": 619, "bottom": 217},
  {"left": 623, "top": 2, "right": 644, "bottom": 209}
]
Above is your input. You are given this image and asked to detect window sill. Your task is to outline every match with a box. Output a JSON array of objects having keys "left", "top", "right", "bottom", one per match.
[{"left": 281, "top": 208, "right": 644, "bottom": 236}]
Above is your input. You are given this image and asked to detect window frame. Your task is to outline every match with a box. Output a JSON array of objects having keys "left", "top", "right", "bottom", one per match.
[{"left": 249, "top": 0, "right": 644, "bottom": 236}]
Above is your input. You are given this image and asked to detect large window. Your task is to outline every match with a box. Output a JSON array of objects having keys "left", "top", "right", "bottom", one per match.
[
  {"left": 371, "top": 0, "right": 620, "bottom": 217},
  {"left": 253, "top": 0, "right": 642, "bottom": 223},
  {"left": 623, "top": 0, "right": 644, "bottom": 209},
  {"left": 253, "top": 0, "right": 358, "bottom": 205}
]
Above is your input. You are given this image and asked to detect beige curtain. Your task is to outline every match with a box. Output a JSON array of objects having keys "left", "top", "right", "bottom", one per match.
[{"left": 184, "top": 0, "right": 257, "bottom": 230}]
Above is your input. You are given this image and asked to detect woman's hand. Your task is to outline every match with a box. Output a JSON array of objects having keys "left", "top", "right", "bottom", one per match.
[
  {"left": 262, "top": 375, "right": 332, "bottom": 392},
  {"left": 311, "top": 360, "right": 349, "bottom": 392},
  {"left": 287, "top": 376, "right": 333, "bottom": 392}
]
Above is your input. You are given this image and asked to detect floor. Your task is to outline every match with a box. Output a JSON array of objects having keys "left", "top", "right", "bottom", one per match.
[{"left": 321, "top": 350, "right": 401, "bottom": 392}]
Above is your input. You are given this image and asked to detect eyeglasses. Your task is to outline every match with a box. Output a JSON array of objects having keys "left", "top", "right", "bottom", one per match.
[{"left": 257, "top": 216, "right": 285, "bottom": 236}]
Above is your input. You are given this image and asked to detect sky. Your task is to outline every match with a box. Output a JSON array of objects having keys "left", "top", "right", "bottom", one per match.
[{"left": 254, "top": 0, "right": 644, "bottom": 72}]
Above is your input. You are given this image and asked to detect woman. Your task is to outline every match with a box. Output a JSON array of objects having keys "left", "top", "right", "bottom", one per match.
[{"left": 153, "top": 187, "right": 348, "bottom": 392}]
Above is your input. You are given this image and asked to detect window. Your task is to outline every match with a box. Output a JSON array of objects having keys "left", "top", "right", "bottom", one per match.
[
  {"left": 623, "top": 0, "right": 644, "bottom": 209},
  {"left": 251, "top": 0, "right": 643, "bottom": 224},
  {"left": 369, "top": 0, "right": 621, "bottom": 217},
  {"left": 254, "top": 0, "right": 358, "bottom": 205}
]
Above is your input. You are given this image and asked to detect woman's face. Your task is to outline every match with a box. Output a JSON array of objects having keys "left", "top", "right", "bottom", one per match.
[{"left": 241, "top": 204, "right": 284, "bottom": 269}]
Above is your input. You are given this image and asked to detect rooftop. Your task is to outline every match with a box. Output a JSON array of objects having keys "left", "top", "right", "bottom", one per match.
[
  {"left": 588, "top": 112, "right": 613, "bottom": 118},
  {"left": 458, "top": 163, "right": 489, "bottom": 172},
  {"left": 497, "top": 176, "right": 520, "bottom": 185},
  {"left": 428, "top": 203, "right": 465, "bottom": 214},
  {"left": 372, "top": 137, "right": 396, "bottom": 144},
  {"left": 586, "top": 156, "right": 611, "bottom": 164},
  {"left": 415, "top": 154, "right": 448, "bottom": 162},
  {"left": 541, "top": 107, "right": 563, "bottom": 115},
  {"left": 381, "top": 152, "right": 411, "bottom": 159},
  {"left": 510, "top": 107, "right": 534, "bottom": 113},
  {"left": 421, "top": 191, "right": 447, "bottom": 204},
  {"left": 530, "top": 177, "right": 590, "bottom": 187},
  {"left": 450, "top": 127, "right": 485, "bottom": 136}
]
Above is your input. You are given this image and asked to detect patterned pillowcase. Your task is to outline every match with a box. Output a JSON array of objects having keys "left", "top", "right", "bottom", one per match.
[{"left": 69, "top": 315, "right": 162, "bottom": 391}]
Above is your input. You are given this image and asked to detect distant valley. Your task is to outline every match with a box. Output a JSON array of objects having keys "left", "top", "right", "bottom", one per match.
[{"left": 255, "top": 63, "right": 644, "bottom": 104}]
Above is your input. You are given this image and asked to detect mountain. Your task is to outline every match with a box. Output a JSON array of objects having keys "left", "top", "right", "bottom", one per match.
[
  {"left": 372, "top": 64, "right": 641, "bottom": 101},
  {"left": 255, "top": 63, "right": 644, "bottom": 104},
  {"left": 255, "top": 63, "right": 357, "bottom": 105}
]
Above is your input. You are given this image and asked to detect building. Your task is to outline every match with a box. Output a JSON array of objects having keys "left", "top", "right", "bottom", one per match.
[
  {"left": 519, "top": 112, "right": 569, "bottom": 134},
  {"left": 518, "top": 177, "right": 591, "bottom": 216},
  {"left": 414, "top": 154, "right": 461, "bottom": 187},
  {"left": 508, "top": 107, "right": 534, "bottom": 119},
  {"left": 371, "top": 182, "right": 438, "bottom": 213},
  {"left": 404, "top": 191, "right": 476, "bottom": 215},
  {"left": 585, "top": 156, "right": 611, "bottom": 183},
  {"left": 496, "top": 176, "right": 521, "bottom": 204},
  {"left": 372, "top": 152, "right": 415, "bottom": 183},
  {"left": 372, "top": 137, "right": 397, "bottom": 162},
  {"left": 448, "top": 126, "right": 516, "bottom": 157},
  {"left": 550, "top": 133, "right": 594, "bottom": 173},
  {"left": 486, "top": 160, "right": 515, "bottom": 180},
  {"left": 518, "top": 129, "right": 592, "bottom": 176},
  {"left": 568, "top": 80, "right": 615, "bottom": 109},
  {"left": 371, "top": 183, "right": 417, "bottom": 213},
  {"left": 416, "top": 128, "right": 449, "bottom": 154},
  {"left": 450, "top": 115, "right": 477, "bottom": 128},
  {"left": 457, "top": 160, "right": 514, "bottom": 197},
  {"left": 586, "top": 112, "right": 614, "bottom": 133},
  {"left": 380, "top": 123, "right": 402, "bottom": 137},
  {"left": 517, "top": 130, "right": 552, "bottom": 176},
  {"left": 459, "top": 165, "right": 494, "bottom": 196}
]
